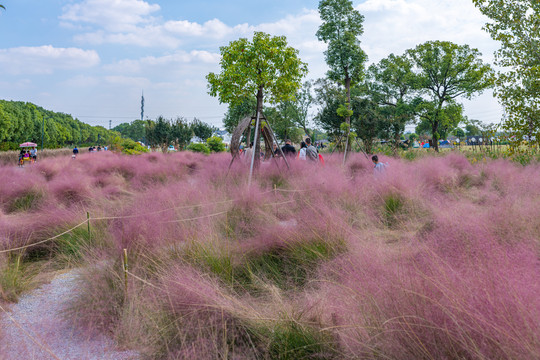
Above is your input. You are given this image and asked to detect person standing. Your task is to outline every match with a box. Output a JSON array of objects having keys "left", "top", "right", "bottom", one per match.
[
  {"left": 281, "top": 139, "right": 296, "bottom": 158},
  {"left": 30, "top": 147, "right": 37, "bottom": 163},
  {"left": 305, "top": 138, "right": 319, "bottom": 163},
  {"left": 244, "top": 142, "right": 254, "bottom": 163},
  {"left": 297, "top": 141, "right": 307, "bottom": 160}
]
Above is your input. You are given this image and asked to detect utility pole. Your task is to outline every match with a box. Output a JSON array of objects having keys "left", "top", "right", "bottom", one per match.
[
  {"left": 109, "top": 119, "right": 112, "bottom": 130},
  {"left": 41, "top": 117, "right": 45, "bottom": 150},
  {"left": 141, "top": 90, "right": 144, "bottom": 121}
]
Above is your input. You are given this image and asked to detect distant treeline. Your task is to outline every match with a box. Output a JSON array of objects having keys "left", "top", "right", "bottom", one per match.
[{"left": 0, "top": 100, "right": 119, "bottom": 150}]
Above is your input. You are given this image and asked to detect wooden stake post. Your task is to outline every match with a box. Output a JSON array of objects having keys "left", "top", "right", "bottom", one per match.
[{"left": 123, "top": 248, "right": 128, "bottom": 295}]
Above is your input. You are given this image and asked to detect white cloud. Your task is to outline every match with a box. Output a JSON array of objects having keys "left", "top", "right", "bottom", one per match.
[
  {"left": 0, "top": 46, "right": 100, "bottom": 75},
  {"left": 103, "top": 50, "right": 220, "bottom": 74},
  {"left": 62, "top": 75, "right": 100, "bottom": 88},
  {"left": 105, "top": 75, "right": 151, "bottom": 88},
  {"left": 357, "top": 0, "right": 496, "bottom": 63},
  {"left": 60, "top": 0, "right": 160, "bottom": 32}
]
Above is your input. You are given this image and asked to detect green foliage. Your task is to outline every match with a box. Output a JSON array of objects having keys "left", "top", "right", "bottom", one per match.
[
  {"left": 145, "top": 117, "right": 193, "bottom": 152},
  {"left": 454, "top": 128, "right": 466, "bottom": 138},
  {"left": 8, "top": 189, "right": 44, "bottom": 213},
  {"left": 0, "top": 254, "right": 38, "bottom": 302},
  {"left": 317, "top": 0, "right": 367, "bottom": 132},
  {"left": 415, "top": 101, "right": 465, "bottom": 139},
  {"left": 191, "top": 118, "right": 215, "bottom": 142},
  {"left": 408, "top": 133, "right": 419, "bottom": 141},
  {"left": 0, "top": 100, "right": 118, "bottom": 149},
  {"left": 337, "top": 103, "right": 353, "bottom": 118},
  {"left": 112, "top": 120, "right": 146, "bottom": 143},
  {"left": 267, "top": 321, "right": 331, "bottom": 360},
  {"left": 368, "top": 54, "right": 417, "bottom": 154},
  {"left": 316, "top": 0, "right": 367, "bottom": 85},
  {"left": 277, "top": 81, "right": 315, "bottom": 139},
  {"left": 223, "top": 97, "right": 256, "bottom": 133},
  {"left": 406, "top": 41, "right": 493, "bottom": 151},
  {"left": 113, "top": 137, "right": 149, "bottom": 155},
  {"left": 383, "top": 193, "right": 405, "bottom": 226},
  {"left": 206, "top": 136, "right": 226, "bottom": 152},
  {"left": 207, "top": 32, "right": 308, "bottom": 108},
  {"left": 472, "top": 0, "right": 540, "bottom": 148},
  {"left": 187, "top": 142, "right": 210, "bottom": 154}
]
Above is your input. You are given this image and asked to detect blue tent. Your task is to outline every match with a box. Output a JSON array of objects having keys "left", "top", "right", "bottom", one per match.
[{"left": 423, "top": 143, "right": 430, "bottom": 148}]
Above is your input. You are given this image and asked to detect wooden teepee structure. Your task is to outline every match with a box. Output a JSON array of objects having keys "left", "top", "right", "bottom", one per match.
[{"left": 228, "top": 113, "right": 290, "bottom": 185}]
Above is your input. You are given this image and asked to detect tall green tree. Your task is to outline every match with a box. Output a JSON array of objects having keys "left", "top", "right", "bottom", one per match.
[
  {"left": 407, "top": 41, "right": 493, "bottom": 152},
  {"left": 191, "top": 118, "right": 215, "bottom": 142},
  {"left": 207, "top": 31, "right": 307, "bottom": 167},
  {"left": 316, "top": 0, "right": 367, "bottom": 154},
  {"left": 172, "top": 117, "right": 193, "bottom": 149},
  {"left": 368, "top": 54, "right": 417, "bottom": 155},
  {"left": 145, "top": 116, "right": 171, "bottom": 152},
  {"left": 472, "top": 0, "right": 540, "bottom": 147},
  {"left": 415, "top": 101, "right": 465, "bottom": 140},
  {"left": 278, "top": 81, "right": 314, "bottom": 139}
]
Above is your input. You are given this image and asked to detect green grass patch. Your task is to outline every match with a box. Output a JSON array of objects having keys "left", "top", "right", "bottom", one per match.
[
  {"left": 0, "top": 253, "right": 46, "bottom": 302},
  {"left": 189, "top": 239, "right": 345, "bottom": 293},
  {"left": 250, "top": 320, "right": 335, "bottom": 360},
  {"left": 7, "top": 189, "right": 44, "bottom": 213},
  {"left": 382, "top": 193, "right": 405, "bottom": 227}
]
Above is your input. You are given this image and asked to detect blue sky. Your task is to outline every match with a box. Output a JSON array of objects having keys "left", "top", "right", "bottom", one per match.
[{"left": 0, "top": 0, "right": 502, "bottom": 130}]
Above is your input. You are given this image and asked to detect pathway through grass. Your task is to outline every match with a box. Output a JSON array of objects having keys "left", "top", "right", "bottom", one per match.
[{"left": 0, "top": 270, "right": 139, "bottom": 360}]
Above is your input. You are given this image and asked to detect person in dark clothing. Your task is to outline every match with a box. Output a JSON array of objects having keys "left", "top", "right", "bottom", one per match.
[{"left": 281, "top": 139, "right": 296, "bottom": 158}]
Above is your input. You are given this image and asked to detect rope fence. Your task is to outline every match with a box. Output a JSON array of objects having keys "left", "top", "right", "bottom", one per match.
[
  {"left": 0, "top": 188, "right": 303, "bottom": 254},
  {"left": 0, "top": 186, "right": 309, "bottom": 357},
  {"left": 0, "top": 220, "right": 89, "bottom": 254}
]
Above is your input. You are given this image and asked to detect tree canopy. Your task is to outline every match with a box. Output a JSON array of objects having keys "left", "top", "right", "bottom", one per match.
[
  {"left": 367, "top": 54, "right": 417, "bottom": 154},
  {"left": 473, "top": 0, "right": 540, "bottom": 146},
  {"left": 0, "top": 100, "right": 118, "bottom": 150},
  {"left": 317, "top": 0, "right": 367, "bottom": 158},
  {"left": 407, "top": 41, "right": 493, "bottom": 151},
  {"left": 207, "top": 31, "right": 308, "bottom": 110}
]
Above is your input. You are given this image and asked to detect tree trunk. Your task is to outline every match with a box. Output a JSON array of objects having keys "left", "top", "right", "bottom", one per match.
[
  {"left": 432, "top": 121, "right": 439, "bottom": 152},
  {"left": 343, "top": 75, "right": 352, "bottom": 163},
  {"left": 253, "top": 86, "right": 264, "bottom": 169},
  {"left": 393, "top": 130, "right": 400, "bottom": 157}
]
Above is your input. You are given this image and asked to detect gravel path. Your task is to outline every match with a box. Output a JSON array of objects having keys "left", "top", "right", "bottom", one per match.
[{"left": 0, "top": 270, "right": 139, "bottom": 360}]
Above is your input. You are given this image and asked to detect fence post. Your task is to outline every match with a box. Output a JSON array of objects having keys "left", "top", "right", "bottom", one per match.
[
  {"left": 87, "top": 212, "right": 90, "bottom": 238},
  {"left": 123, "top": 248, "right": 128, "bottom": 296}
]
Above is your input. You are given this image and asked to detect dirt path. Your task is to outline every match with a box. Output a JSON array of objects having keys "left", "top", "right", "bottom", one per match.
[{"left": 0, "top": 270, "right": 138, "bottom": 360}]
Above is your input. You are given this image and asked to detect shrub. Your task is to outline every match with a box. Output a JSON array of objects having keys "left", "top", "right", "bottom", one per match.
[
  {"left": 187, "top": 142, "right": 211, "bottom": 154},
  {"left": 206, "top": 136, "right": 226, "bottom": 153},
  {"left": 115, "top": 138, "right": 149, "bottom": 155}
]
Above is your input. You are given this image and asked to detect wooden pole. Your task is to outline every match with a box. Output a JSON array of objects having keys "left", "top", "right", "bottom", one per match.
[
  {"left": 123, "top": 248, "right": 128, "bottom": 295},
  {"left": 265, "top": 120, "right": 290, "bottom": 170},
  {"left": 87, "top": 212, "right": 90, "bottom": 238},
  {"left": 248, "top": 111, "right": 261, "bottom": 187},
  {"left": 330, "top": 133, "right": 344, "bottom": 155},
  {"left": 343, "top": 131, "right": 350, "bottom": 166}
]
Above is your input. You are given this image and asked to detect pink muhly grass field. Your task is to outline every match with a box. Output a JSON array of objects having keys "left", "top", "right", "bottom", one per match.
[{"left": 1, "top": 150, "right": 540, "bottom": 359}]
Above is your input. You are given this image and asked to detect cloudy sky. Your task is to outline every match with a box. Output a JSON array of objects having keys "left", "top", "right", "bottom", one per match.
[{"left": 0, "top": 0, "right": 503, "bottom": 130}]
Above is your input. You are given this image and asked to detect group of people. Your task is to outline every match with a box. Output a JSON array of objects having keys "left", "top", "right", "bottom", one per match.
[
  {"left": 275, "top": 138, "right": 323, "bottom": 163},
  {"left": 18, "top": 147, "right": 37, "bottom": 166},
  {"left": 240, "top": 137, "right": 324, "bottom": 164},
  {"left": 70, "top": 145, "right": 107, "bottom": 159},
  {"left": 88, "top": 145, "right": 106, "bottom": 152}
]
